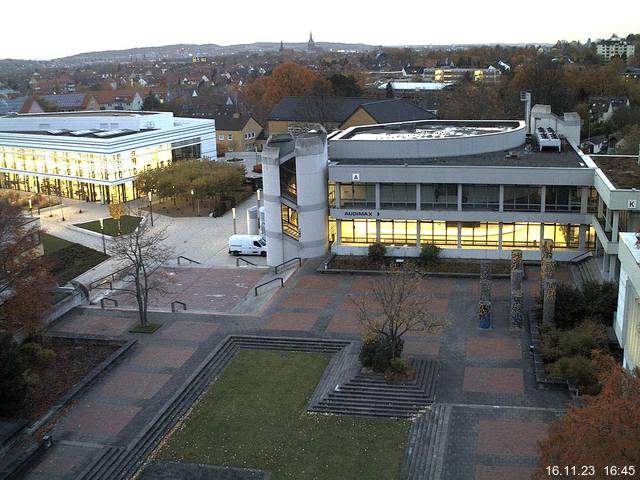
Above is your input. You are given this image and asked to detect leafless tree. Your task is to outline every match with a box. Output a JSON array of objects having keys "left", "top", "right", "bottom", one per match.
[
  {"left": 109, "top": 213, "right": 174, "bottom": 327},
  {"left": 351, "top": 267, "right": 447, "bottom": 358}
]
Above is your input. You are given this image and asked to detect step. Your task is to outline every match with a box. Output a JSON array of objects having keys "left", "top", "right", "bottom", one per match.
[
  {"left": 324, "top": 395, "right": 430, "bottom": 408},
  {"left": 311, "top": 405, "right": 418, "bottom": 418}
]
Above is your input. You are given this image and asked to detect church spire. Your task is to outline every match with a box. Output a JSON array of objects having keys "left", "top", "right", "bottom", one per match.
[{"left": 307, "top": 31, "right": 316, "bottom": 51}]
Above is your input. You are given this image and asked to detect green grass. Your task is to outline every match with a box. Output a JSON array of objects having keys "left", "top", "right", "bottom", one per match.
[
  {"left": 129, "top": 322, "right": 162, "bottom": 334},
  {"left": 74, "top": 215, "right": 141, "bottom": 236},
  {"left": 159, "top": 350, "right": 410, "bottom": 480},
  {"left": 42, "top": 233, "right": 109, "bottom": 284}
]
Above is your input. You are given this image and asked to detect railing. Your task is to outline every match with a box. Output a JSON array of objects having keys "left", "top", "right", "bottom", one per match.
[
  {"left": 568, "top": 250, "right": 593, "bottom": 263},
  {"left": 254, "top": 277, "right": 283, "bottom": 296},
  {"left": 177, "top": 255, "right": 201, "bottom": 265},
  {"left": 171, "top": 300, "right": 187, "bottom": 312},
  {"left": 274, "top": 257, "right": 301, "bottom": 274},
  {"left": 89, "top": 265, "right": 132, "bottom": 291},
  {"left": 236, "top": 257, "right": 258, "bottom": 267},
  {"left": 100, "top": 298, "right": 118, "bottom": 309}
]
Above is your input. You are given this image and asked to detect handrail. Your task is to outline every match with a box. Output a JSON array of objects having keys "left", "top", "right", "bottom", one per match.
[
  {"left": 274, "top": 257, "right": 301, "bottom": 274},
  {"left": 236, "top": 257, "right": 258, "bottom": 267},
  {"left": 171, "top": 300, "right": 187, "bottom": 312},
  {"left": 177, "top": 255, "right": 201, "bottom": 265},
  {"left": 100, "top": 298, "right": 118, "bottom": 309},
  {"left": 254, "top": 277, "right": 283, "bottom": 296},
  {"left": 89, "top": 265, "right": 132, "bottom": 290},
  {"left": 568, "top": 250, "right": 593, "bottom": 263}
]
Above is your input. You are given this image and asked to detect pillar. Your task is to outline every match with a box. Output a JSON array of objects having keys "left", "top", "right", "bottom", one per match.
[
  {"left": 542, "top": 279, "right": 557, "bottom": 325},
  {"left": 457, "top": 184, "right": 462, "bottom": 211},
  {"left": 262, "top": 143, "right": 286, "bottom": 267},
  {"left": 580, "top": 187, "right": 589, "bottom": 214},
  {"left": 375, "top": 183, "right": 380, "bottom": 210},
  {"left": 510, "top": 249, "right": 524, "bottom": 330},
  {"left": 579, "top": 224, "right": 587, "bottom": 250},
  {"left": 540, "top": 186, "right": 546, "bottom": 213},
  {"left": 499, "top": 185, "right": 504, "bottom": 212}
]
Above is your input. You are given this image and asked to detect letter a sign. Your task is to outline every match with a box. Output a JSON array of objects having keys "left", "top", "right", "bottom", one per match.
[{"left": 352, "top": 173, "right": 360, "bottom": 181}]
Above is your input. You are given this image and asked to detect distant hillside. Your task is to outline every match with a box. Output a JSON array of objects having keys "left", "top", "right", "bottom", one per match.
[{"left": 51, "top": 42, "right": 377, "bottom": 65}]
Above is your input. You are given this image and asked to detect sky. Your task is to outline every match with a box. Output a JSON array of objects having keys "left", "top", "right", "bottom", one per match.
[{"left": 1, "top": 0, "right": 638, "bottom": 60}]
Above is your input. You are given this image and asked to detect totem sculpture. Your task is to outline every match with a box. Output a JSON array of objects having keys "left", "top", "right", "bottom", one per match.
[
  {"left": 510, "top": 249, "right": 524, "bottom": 330},
  {"left": 478, "top": 262, "right": 492, "bottom": 329},
  {"left": 540, "top": 239, "right": 556, "bottom": 325}
]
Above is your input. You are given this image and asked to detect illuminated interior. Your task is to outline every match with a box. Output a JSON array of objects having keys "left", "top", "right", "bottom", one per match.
[
  {"left": 0, "top": 143, "right": 172, "bottom": 202},
  {"left": 334, "top": 218, "right": 594, "bottom": 250}
]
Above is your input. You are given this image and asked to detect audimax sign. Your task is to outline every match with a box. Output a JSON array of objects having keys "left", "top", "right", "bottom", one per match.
[{"left": 343, "top": 210, "right": 380, "bottom": 218}]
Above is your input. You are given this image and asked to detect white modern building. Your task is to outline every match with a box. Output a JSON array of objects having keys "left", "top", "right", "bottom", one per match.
[
  {"left": 0, "top": 111, "right": 215, "bottom": 203},
  {"left": 596, "top": 34, "right": 636, "bottom": 63},
  {"left": 261, "top": 106, "right": 640, "bottom": 284},
  {"left": 614, "top": 232, "right": 640, "bottom": 370}
]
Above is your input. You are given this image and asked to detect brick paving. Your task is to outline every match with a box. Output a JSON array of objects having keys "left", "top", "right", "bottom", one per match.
[{"left": 23, "top": 259, "right": 573, "bottom": 479}]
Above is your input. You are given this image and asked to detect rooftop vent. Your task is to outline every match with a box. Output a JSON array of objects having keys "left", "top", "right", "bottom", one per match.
[{"left": 535, "top": 127, "right": 561, "bottom": 152}]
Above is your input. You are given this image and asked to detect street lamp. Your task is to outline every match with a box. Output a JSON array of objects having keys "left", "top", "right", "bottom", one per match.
[
  {"left": 256, "top": 188, "right": 262, "bottom": 233},
  {"left": 190, "top": 189, "right": 195, "bottom": 213},
  {"left": 148, "top": 192, "right": 154, "bottom": 226},
  {"left": 232, "top": 207, "right": 237, "bottom": 234},
  {"left": 59, "top": 194, "right": 65, "bottom": 222},
  {"left": 99, "top": 218, "right": 106, "bottom": 254},
  {"left": 28, "top": 199, "right": 33, "bottom": 217}
]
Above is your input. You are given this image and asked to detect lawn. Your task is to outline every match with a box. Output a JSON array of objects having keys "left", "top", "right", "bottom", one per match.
[
  {"left": 42, "top": 233, "right": 109, "bottom": 285},
  {"left": 159, "top": 349, "right": 410, "bottom": 480},
  {"left": 74, "top": 215, "right": 141, "bottom": 236}
]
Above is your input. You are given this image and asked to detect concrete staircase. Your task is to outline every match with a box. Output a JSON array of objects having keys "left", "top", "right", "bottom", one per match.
[
  {"left": 570, "top": 256, "right": 603, "bottom": 287},
  {"left": 400, "top": 404, "right": 452, "bottom": 480},
  {"left": 309, "top": 358, "right": 440, "bottom": 418}
]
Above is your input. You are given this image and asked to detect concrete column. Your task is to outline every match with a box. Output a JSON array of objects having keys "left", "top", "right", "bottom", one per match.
[
  {"left": 336, "top": 219, "right": 341, "bottom": 244},
  {"left": 499, "top": 185, "right": 504, "bottom": 212},
  {"left": 376, "top": 219, "right": 380, "bottom": 242},
  {"left": 457, "top": 222, "right": 462, "bottom": 248},
  {"left": 542, "top": 279, "right": 557, "bottom": 325},
  {"left": 612, "top": 211, "right": 620, "bottom": 242},
  {"left": 334, "top": 182, "right": 341, "bottom": 208},
  {"left": 416, "top": 184, "right": 421, "bottom": 211},
  {"left": 375, "top": 183, "right": 380, "bottom": 210},
  {"left": 579, "top": 224, "right": 587, "bottom": 250},
  {"left": 603, "top": 252, "right": 609, "bottom": 275},
  {"left": 608, "top": 255, "right": 617, "bottom": 281},
  {"left": 540, "top": 186, "right": 546, "bottom": 213},
  {"left": 498, "top": 223, "right": 503, "bottom": 250},
  {"left": 580, "top": 187, "right": 589, "bottom": 214},
  {"left": 262, "top": 145, "right": 285, "bottom": 267},
  {"left": 416, "top": 220, "right": 421, "bottom": 247},
  {"left": 605, "top": 207, "right": 612, "bottom": 232},
  {"left": 597, "top": 196, "right": 604, "bottom": 218},
  {"left": 457, "top": 184, "right": 462, "bottom": 211}
]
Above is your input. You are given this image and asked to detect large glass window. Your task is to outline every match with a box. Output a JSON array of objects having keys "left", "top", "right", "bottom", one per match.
[
  {"left": 503, "top": 186, "right": 541, "bottom": 212},
  {"left": 380, "top": 184, "right": 416, "bottom": 209},
  {"left": 328, "top": 182, "right": 336, "bottom": 208},
  {"left": 281, "top": 203, "right": 298, "bottom": 239},
  {"left": 379, "top": 220, "right": 417, "bottom": 245},
  {"left": 340, "top": 183, "right": 375, "bottom": 208},
  {"left": 543, "top": 223, "right": 580, "bottom": 248},
  {"left": 545, "top": 186, "right": 581, "bottom": 212},
  {"left": 340, "top": 219, "right": 377, "bottom": 244},
  {"left": 462, "top": 185, "right": 499, "bottom": 211},
  {"left": 421, "top": 184, "right": 457, "bottom": 210},
  {"left": 279, "top": 158, "right": 297, "bottom": 202},
  {"left": 460, "top": 222, "right": 501, "bottom": 247},
  {"left": 501, "top": 222, "right": 542, "bottom": 248},
  {"left": 420, "top": 220, "right": 458, "bottom": 246}
]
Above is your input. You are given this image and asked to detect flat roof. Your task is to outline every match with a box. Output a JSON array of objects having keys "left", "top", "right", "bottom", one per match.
[
  {"left": 336, "top": 120, "right": 521, "bottom": 141},
  {"left": 330, "top": 143, "right": 587, "bottom": 169},
  {"left": 0, "top": 128, "right": 153, "bottom": 139},
  {"left": 592, "top": 155, "right": 640, "bottom": 189},
  {"left": 1, "top": 110, "right": 159, "bottom": 118}
]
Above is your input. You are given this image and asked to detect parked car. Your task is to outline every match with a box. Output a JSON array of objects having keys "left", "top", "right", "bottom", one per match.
[{"left": 228, "top": 234, "right": 266, "bottom": 256}]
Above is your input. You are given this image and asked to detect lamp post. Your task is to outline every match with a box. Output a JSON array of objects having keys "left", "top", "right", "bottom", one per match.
[
  {"left": 148, "top": 192, "right": 154, "bottom": 226},
  {"left": 190, "top": 189, "right": 195, "bottom": 213},
  {"left": 232, "top": 207, "right": 237, "bottom": 234},
  {"left": 59, "top": 194, "right": 65, "bottom": 222},
  {"left": 99, "top": 218, "right": 106, "bottom": 254},
  {"left": 28, "top": 199, "right": 33, "bottom": 217},
  {"left": 256, "top": 188, "right": 262, "bottom": 234}
]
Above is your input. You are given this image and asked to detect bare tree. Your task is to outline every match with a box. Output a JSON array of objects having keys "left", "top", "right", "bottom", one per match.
[
  {"left": 109, "top": 213, "right": 174, "bottom": 327},
  {"left": 351, "top": 267, "right": 447, "bottom": 359}
]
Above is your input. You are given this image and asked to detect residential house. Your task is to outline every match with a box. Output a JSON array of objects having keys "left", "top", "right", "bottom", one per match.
[
  {"left": 267, "top": 96, "right": 436, "bottom": 136},
  {"left": 37, "top": 93, "right": 100, "bottom": 112},
  {"left": 215, "top": 113, "right": 264, "bottom": 152},
  {"left": 588, "top": 96, "right": 630, "bottom": 124},
  {"left": 0, "top": 96, "right": 44, "bottom": 116},
  {"left": 91, "top": 90, "right": 144, "bottom": 110}
]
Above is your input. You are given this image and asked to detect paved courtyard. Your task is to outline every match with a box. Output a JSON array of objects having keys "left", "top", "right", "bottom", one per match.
[{"left": 24, "top": 259, "right": 571, "bottom": 479}]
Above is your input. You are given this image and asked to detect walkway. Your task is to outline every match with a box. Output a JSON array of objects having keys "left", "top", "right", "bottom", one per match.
[{"left": 22, "top": 260, "right": 571, "bottom": 480}]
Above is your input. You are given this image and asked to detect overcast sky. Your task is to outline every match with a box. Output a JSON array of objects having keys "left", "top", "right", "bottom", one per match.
[{"left": 1, "top": 0, "right": 637, "bottom": 60}]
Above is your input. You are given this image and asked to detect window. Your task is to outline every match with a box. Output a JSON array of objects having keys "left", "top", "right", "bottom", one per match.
[
  {"left": 421, "top": 184, "right": 457, "bottom": 210},
  {"left": 253, "top": 241, "right": 262, "bottom": 247},
  {"left": 501, "top": 222, "right": 542, "bottom": 248},
  {"left": 545, "top": 186, "right": 581, "bottom": 212},
  {"left": 281, "top": 203, "right": 298, "bottom": 239},
  {"left": 340, "top": 183, "right": 375, "bottom": 208},
  {"left": 462, "top": 185, "right": 499, "bottom": 211},
  {"left": 460, "top": 222, "right": 500, "bottom": 247},
  {"left": 280, "top": 158, "right": 297, "bottom": 201},
  {"left": 227, "top": 134, "right": 233, "bottom": 140},
  {"left": 328, "top": 182, "right": 336, "bottom": 208},
  {"left": 420, "top": 220, "right": 458, "bottom": 246},
  {"left": 380, "top": 184, "right": 416, "bottom": 209},
  {"left": 340, "top": 219, "right": 377, "bottom": 244},
  {"left": 503, "top": 186, "right": 541, "bottom": 211},
  {"left": 218, "top": 134, "right": 224, "bottom": 141},
  {"left": 379, "top": 220, "right": 417, "bottom": 245}
]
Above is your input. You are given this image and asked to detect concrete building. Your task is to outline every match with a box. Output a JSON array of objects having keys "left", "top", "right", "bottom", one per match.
[
  {"left": 0, "top": 110, "right": 215, "bottom": 203},
  {"left": 260, "top": 106, "right": 640, "bottom": 280},
  {"left": 596, "top": 34, "right": 636, "bottom": 63},
  {"left": 614, "top": 232, "right": 640, "bottom": 370}
]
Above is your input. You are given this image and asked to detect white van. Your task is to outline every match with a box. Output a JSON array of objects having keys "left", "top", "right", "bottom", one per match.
[{"left": 228, "top": 235, "right": 267, "bottom": 257}]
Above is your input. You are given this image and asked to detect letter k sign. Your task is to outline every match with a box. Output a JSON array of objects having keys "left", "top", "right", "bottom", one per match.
[{"left": 629, "top": 199, "right": 637, "bottom": 209}]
